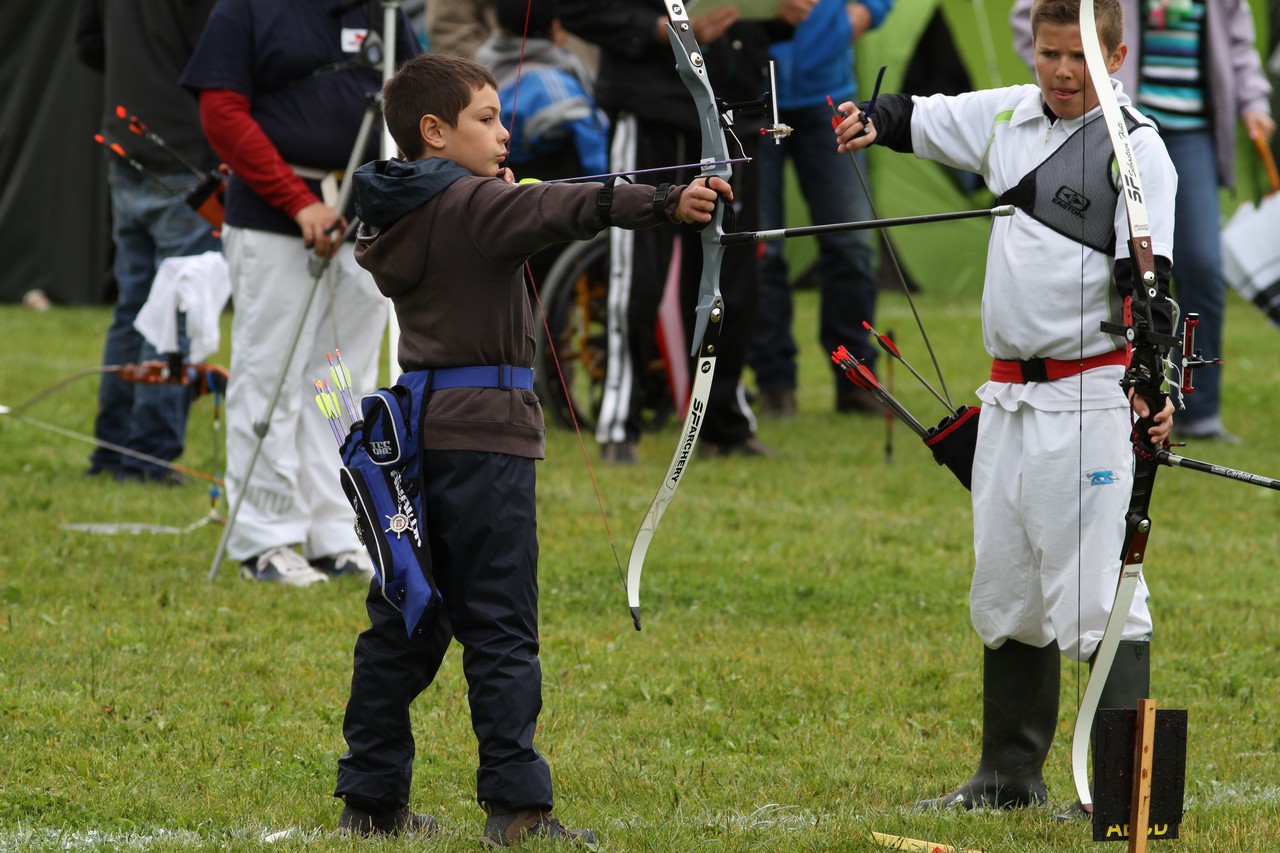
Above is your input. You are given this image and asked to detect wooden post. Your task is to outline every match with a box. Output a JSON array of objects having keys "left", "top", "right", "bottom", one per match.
[{"left": 1128, "top": 698, "right": 1158, "bottom": 853}]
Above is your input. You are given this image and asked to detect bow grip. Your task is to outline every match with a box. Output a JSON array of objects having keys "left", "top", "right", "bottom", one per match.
[{"left": 688, "top": 176, "right": 729, "bottom": 234}]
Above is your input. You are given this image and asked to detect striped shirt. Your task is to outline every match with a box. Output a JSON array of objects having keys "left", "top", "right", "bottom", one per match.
[{"left": 1137, "top": 0, "right": 1208, "bottom": 130}]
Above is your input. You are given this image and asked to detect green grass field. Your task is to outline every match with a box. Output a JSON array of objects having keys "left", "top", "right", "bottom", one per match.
[{"left": 2, "top": 282, "right": 1279, "bottom": 851}]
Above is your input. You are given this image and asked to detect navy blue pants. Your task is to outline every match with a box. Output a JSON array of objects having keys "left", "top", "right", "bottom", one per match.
[
  {"left": 334, "top": 449, "right": 552, "bottom": 812},
  {"left": 92, "top": 162, "right": 221, "bottom": 476}
]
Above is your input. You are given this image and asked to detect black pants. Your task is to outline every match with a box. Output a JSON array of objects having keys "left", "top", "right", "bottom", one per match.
[
  {"left": 334, "top": 450, "right": 552, "bottom": 812},
  {"left": 600, "top": 112, "right": 761, "bottom": 445}
]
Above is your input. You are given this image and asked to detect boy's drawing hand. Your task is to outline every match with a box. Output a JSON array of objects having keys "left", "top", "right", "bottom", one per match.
[
  {"left": 296, "top": 201, "right": 344, "bottom": 258},
  {"left": 832, "top": 100, "right": 876, "bottom": 153},
  {"left": 1129, "top": 390, "right": 1175, "bottom": 447},
  {"left": 498, "top": 166, "right": 515, "bottom": 185},
  {"left": 674, "top": 177, "right": 733, "bottom": 225}
]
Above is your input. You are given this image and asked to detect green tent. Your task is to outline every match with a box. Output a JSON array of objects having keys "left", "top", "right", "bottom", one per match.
[{"left": 780, "top": 0, "right": 1030, "bottom": 296}]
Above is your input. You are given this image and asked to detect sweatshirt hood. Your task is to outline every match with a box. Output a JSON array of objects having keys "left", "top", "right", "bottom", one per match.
[{"left": 353, "top": 157, "right": 472, "bottom": 229}]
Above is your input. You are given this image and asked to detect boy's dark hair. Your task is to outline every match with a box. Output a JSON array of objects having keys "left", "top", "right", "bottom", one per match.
[
  {"left": 382, "top": 54, "right": 499, "bottom": 160},
  {"left": 1031, "top": 0, "right": 1124, "bottom": 54},
  {"left": 494, "top": 0, "right": 556, "bottom": 39}
]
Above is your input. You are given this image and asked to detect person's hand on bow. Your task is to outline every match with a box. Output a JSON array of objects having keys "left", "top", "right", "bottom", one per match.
[
  {"left": 1129, "top": 389, "right": 1175, "bottom": 447},
  {"left": 673, "top": 177, "right": 733, "bottom": 225}
]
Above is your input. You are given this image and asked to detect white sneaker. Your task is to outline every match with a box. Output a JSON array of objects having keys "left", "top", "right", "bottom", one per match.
[
  {"left": 312, "top": 549, "right": 376, "bottom": 581},
  {"left": 240, "top": 546, "right": 329, "bottom": 587}
]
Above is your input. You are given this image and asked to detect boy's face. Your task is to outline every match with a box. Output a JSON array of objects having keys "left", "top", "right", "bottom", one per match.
[
  {"left": 1033, "top": 22, "right": 1126, "bottom": 120},
  {"left": 430, "top": 84, "right": 509, "bottom": 177}
]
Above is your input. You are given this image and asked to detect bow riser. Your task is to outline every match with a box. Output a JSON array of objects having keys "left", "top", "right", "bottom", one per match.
[
  {"left": 623, "top": 1, "right": 734, "bottom": 630},
  {"left": 663, "top": 1, "right": 732, "bottom": 356}
]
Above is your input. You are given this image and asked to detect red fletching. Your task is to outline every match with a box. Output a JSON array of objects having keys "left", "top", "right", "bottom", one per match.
[
  {"left": 853, "top": 361, "right": 881, "bottom": 390},
  {"left": 831, "top": 347, "right": 876, "bottom": 392},
  {"left": 865, "top": 320, "right": 903, "bottom": 358}
]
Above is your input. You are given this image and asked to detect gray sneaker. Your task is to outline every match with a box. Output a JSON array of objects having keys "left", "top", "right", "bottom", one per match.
[
  {"left": 239, "top": 546, "right": 328, "bottom": 587},
  {"left": 312, "top": 549, "right": 376, "bottom": 580}
]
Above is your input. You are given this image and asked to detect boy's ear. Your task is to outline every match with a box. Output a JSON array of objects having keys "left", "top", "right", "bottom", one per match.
[
  {"left": 1106, "top": 41, "right": 1128, "bottom": 75},
  {"left": 420, "top": 114, "right": 447, "bottom": 151}
]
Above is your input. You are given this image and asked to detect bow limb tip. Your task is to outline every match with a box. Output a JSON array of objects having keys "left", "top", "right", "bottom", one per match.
[{"left": 630, "top": 607, "right": 642, "bottom": 632}]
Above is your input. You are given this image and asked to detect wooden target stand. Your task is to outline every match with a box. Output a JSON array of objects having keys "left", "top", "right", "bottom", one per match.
[{"left": 1092, "top": 699, "right": 1188, "bottom": 851}]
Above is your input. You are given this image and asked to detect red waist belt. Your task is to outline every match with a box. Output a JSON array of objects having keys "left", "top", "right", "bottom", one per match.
[{"left": 990, "top": 349, "right": 1128, "bottom": 383}]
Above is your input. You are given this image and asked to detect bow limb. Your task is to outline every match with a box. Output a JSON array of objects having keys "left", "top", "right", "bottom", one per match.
[
  {"left": 1070, "top": 0, "right": 1166, "bottom": 811},
  {"left": 2, "top": 361, "right": 229, "bottom": 485},
  {"left": 624, "top": 1, "right": 732, "bottom": 631}
]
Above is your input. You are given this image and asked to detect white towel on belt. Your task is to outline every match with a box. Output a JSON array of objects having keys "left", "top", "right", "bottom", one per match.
[{"left": 134, "top": 251, "right": 231, "bottom": 362}]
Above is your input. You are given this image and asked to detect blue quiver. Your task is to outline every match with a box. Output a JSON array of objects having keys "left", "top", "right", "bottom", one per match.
[{"left": 338, "top": 372, "right": 439, "bottom": 640}]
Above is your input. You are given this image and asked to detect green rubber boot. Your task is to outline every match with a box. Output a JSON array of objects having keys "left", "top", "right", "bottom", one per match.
[{"left": 918, "top": 639, "right": 1061, "bottom": 809}]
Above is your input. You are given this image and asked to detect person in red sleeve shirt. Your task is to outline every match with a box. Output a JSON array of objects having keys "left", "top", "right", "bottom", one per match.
[{"left": 181, "top": 0, "right": 420, "bottom": 586}]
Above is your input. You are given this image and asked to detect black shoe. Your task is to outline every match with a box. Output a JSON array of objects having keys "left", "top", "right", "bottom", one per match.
[
  {"left": 836, "top": 386, "right": 883, "bottom": 415},
  {"left": 114, "top": 466, "right": 185, "bottom": 486},
  {"left": 1175, "top": 424, "right": 1242, "bottom": 444},
  {"left": 757, "top": 387, "right": 797, "bottom": 418},
  {"left": 600, "top": 440, "right": 638, "bottom": 464},
  {"left": 482, "top": 807, "right": 597, "bottom": 848},
  {"left": 700, "top": 436, "right": 777, "bottom": 459},
  {"left": 1055, "top": 800, "right": 1092, "bottom": 821},
  {"left": 337, "top": 803, "right": 438, "bottom": 837}
]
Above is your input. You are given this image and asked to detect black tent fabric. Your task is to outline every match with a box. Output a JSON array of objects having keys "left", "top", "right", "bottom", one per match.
[{"left": 1, "top": 1, "right": 111, "bottom": 305}]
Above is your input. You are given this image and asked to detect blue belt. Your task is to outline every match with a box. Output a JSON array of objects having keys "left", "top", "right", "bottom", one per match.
[{"left": 420, "top": 365, "right": 534, "bottom": 391}]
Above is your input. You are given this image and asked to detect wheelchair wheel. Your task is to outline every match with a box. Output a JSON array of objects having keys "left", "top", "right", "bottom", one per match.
[{"left": 532, "top": 233, "right": 673, "bottom": 432}]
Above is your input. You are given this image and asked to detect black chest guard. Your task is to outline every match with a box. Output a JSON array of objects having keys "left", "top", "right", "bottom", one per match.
[{"left": 997, "top": 107, "right": 1152, "bottom": 254}]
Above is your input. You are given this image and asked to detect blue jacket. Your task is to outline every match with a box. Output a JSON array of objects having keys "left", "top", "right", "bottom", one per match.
[
  {"left": 475, "top": 36, "right": 609, "bottom": 176},
  {"left": 770, "top": 0, "right": 893, "bottom": 109}
]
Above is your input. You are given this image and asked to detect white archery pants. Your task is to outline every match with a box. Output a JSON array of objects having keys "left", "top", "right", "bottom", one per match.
[
  {"left": 970, "top": 404, "right": 1153, "bottom": 662},
  {"left": 221, "top": 226, "right": 386, "bottom": 563}
]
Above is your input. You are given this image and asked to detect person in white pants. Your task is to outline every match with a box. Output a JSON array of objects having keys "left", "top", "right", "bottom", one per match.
[
  {"left": 182, "top": 0, "right": 421, "bottom": 584},
  {"left": 834, "top": 0, "right": 1175, "bottom": 810}
]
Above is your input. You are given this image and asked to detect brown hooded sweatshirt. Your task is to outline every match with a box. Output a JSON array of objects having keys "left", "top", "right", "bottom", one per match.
[{"left": 352, "top": 156, "right": 687, "bottom": 459}]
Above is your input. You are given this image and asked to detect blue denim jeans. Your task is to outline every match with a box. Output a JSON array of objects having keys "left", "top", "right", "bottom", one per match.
[
  {"left": 91, "top": 161, "right": 222, "bottom": 475},
  {"left": 1163, "top": 130, "right": 1224, "bottom": 428},
  {"left": 749, "top": 103, "right": 878, "bottom": 392}
]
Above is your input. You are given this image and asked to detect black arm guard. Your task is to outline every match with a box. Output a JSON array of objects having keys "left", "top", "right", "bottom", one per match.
[
  {"left": 1114, "top": 255, "right": 1174, "bottom": 335},
  {"left": 862, "top": 93, "right": 915, "bottom": 153}
]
